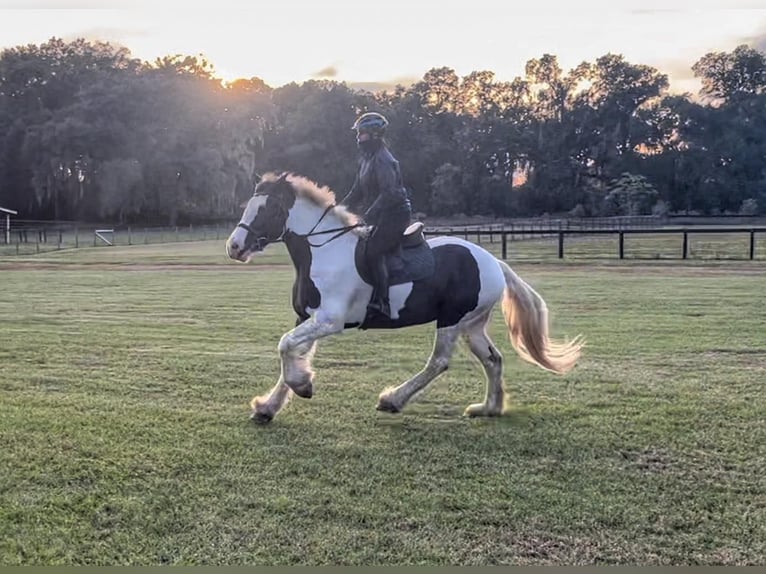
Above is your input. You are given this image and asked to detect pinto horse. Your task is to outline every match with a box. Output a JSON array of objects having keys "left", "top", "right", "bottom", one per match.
[{"left": 226, "top": 172, "right": 583, "bottom": 423}]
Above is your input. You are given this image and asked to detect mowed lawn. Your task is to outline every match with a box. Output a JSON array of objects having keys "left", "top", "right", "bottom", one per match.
[{"left": 0, "top": 241, "right": 764, "bottom": 565}]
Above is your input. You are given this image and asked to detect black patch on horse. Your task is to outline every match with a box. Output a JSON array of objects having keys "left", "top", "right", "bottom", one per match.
[
  {"left": 284, "top": 231, "right": 320, "bottom": 322},
  {"left": 358, "top": 243, "right": 481, "bottom": 330}
]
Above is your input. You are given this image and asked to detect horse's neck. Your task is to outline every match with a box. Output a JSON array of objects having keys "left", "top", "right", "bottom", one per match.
[
  {"left": 287, "top": 198, "right": 349, "bottom": 237},
  {"left": 286, "top": 199, "right": 358, "bottom": 267}
]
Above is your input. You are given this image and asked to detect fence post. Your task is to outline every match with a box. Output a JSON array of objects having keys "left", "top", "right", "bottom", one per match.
[
  {"left": 682, "top": 231, "right": 688, "bottom": 259},
  {"left": 128, "top": 226, "right": 132, "bottom": 246},
  {"left": 501, "top": 232, "right": 507, "bottom": 260},
  {"left": 750, "top": 230, "right": 755, "bottom": 260},
  {"left": 558, "top": 231, "right": 564, "bottom": 259},
  {"left": 75, "top": 228, "right": 79, "bottom": 248},
  {"left": 619, "top": 231, "right": 625, "bottom": 259}
]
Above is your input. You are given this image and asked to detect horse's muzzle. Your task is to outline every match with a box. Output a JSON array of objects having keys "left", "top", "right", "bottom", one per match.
[{"left": 226, "top": 235, "right": 267, "bottom": 262}]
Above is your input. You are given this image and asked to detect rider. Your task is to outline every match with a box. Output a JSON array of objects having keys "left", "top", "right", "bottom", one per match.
[{"left": 341, "top": 112, "right": 412, "bottom": 319}]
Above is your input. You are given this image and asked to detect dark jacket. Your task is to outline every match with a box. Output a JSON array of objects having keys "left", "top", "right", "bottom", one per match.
[{"left": 342, "top": 144, "right": 411, "bottom": 224}]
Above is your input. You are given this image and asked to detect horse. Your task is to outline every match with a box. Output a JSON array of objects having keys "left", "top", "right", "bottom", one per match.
[{"left": 225, "top": 171, "right": 584, "bottom": 423}]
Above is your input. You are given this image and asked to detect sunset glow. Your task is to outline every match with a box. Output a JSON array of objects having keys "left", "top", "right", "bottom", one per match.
[{"left": 0, "top": 0, "right": 764, "bottom": 93}]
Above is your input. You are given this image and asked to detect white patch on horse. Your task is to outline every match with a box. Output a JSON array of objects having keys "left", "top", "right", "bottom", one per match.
[
  {"left": 225, "top": 195, "right": 268, "bottom": 260},
  {"left": 345, "top": 280, "right": 414, "bottom": 324}
]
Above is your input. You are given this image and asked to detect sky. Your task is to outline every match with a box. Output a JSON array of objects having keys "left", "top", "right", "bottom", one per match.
[{"left": 1, "top": 0, "right": 765, "bottom": 95}]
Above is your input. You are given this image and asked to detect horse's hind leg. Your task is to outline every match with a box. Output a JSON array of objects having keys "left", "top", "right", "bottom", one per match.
[
  {"left": 377, "top": 326, "right": 460, "bottom": 413},
  {"left": 251, "top": 340, "right": 317, "bottom": 424},
  {"left": 462, "top": 312, "right": 506, "bottom": 417}
]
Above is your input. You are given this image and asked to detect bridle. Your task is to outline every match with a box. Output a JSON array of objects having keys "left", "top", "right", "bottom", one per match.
[{"left": 237, "top": 202, "right": 364, "bottom": 253}]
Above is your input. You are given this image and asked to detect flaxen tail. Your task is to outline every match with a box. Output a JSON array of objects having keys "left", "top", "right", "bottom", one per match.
[{"left": 498, "top": 260, "right": 584, "bottom": 374}]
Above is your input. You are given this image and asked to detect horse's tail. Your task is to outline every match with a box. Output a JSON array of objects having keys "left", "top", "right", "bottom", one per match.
[{"left": 497, "top": 259, "right": 584, "bottom": 374}]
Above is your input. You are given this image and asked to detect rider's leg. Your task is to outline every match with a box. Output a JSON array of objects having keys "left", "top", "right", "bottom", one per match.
[{"left": 365, "top": 213, "right": 409, "bottom": 318}]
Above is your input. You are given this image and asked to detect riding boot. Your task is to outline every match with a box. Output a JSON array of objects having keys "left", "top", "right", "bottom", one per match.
[{"left": 367, "top": 256, "right": 391, "bottom": 318}]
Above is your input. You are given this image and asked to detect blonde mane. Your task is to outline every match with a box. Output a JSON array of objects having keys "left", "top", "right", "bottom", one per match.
[{"left": 262, "top": 171, "right": 360, "bottom": 227}]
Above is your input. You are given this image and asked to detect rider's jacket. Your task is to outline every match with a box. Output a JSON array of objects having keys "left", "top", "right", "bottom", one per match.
[{"left": 342, "top": 144, "right": 411, "bottom": 225}]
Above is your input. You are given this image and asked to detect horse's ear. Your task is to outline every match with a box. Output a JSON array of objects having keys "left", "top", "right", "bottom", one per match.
[{"left": 251, "top": 172, "right": 262, "bottom": 195}]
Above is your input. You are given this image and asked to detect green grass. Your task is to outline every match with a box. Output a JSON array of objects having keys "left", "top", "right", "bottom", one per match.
[{"left": 1, "top": 241, "right": 764, "bottom": 565}]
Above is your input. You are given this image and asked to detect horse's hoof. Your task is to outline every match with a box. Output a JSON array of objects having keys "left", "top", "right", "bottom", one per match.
[
  {"left": 250, "top": 410, "right": 274, "bottom": 425},
  {"left": 463, "top": 403, "right": 502, "bottom": 418},
  {"left": 376, "top": 398, "right": 401, "bottom": 413}
]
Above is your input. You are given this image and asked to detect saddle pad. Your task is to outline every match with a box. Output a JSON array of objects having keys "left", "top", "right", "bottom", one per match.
[{"left": 387, "top": 242, "right": 435, "bottom": 286}]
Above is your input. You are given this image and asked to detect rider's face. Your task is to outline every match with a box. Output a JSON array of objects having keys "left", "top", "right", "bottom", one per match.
[{"left": 356, "top": 131, "right": 371, "bottom": 144}]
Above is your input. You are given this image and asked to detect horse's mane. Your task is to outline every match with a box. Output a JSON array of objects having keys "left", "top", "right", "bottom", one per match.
[{"left": 261, "top": 171, "right": 360, "bottom": 228}]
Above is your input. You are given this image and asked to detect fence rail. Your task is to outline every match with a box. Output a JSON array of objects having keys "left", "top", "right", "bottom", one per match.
[
  {"left": 1, "top": 219, "right": 765, "bottom": 261},
  {"left": 423, "top": 227, "right": 766, "bottom": 261},
  {"left": 0, "top": 223, "right": 232, "bottom": 255}
]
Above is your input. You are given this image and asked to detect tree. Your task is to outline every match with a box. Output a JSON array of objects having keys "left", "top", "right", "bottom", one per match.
[
  {"left": 692, "top": 45, "right": 766, "bottom": 104},
  {"left": 602, "top": 173, "right": 659, "bottom": 216},
  {"left": 430, "top": 163, "right": 464, "bottom": 215}
]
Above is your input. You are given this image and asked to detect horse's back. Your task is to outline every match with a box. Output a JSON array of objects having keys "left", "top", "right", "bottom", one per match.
[{"left": 426, "top": 235, "right": 504, "bottom": 275}]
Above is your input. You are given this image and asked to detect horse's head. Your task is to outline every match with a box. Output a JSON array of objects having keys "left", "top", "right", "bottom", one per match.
[{"left": 226, "top": 172, "right": 295, "bottom": 262}]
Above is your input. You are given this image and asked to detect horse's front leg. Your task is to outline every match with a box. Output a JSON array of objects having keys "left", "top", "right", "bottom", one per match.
[
  {"left": 250, "top": 338, "right": 317, "bottom": 423},
  {"left": 279, "top": 313, "right": 343, "bottom": 398},
  {"left": 250, "top": 375, "right": 291, "bottom": 424}
]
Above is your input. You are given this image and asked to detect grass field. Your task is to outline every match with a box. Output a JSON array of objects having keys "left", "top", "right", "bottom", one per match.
[{"left": 1, "top": 241, "right": 764, "bottom": 565}]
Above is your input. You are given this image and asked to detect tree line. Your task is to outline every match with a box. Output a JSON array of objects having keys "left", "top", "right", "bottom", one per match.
[{"left": 1, "top": 38, "right": 764, "bottom": 225}]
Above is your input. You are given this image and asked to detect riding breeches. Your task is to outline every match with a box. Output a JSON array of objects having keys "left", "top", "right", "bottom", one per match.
[{"left": 365, "top": 212, "right": 411, "bottom": 259}]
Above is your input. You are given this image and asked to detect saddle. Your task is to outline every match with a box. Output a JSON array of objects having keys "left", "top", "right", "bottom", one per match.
[{"left": 354, "top": 222, "right": 435, "bottom": 287}]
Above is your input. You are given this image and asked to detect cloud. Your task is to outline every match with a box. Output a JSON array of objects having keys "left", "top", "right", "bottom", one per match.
[
  {"left": 662, "top": 58, "right": 697, "bottom": 81},
  {"left": 741, "top": 24, "right": 766, "bottom": 52},
  {"left": 630, "top": 8, "right": 685, "bottom": 14},
  {"left": 630, "top": 0, "right": 766, "bottom": 12},
  {"left": 313, "top": 65, "right": 338, "bottom": 78},
  {"left": 0, "top": 0, "right": 129, "bottom": 7}
]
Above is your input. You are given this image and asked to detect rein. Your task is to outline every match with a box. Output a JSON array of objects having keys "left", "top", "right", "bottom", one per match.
[{"left": 303, "top": 205, "right": 364, "bottom": 247}]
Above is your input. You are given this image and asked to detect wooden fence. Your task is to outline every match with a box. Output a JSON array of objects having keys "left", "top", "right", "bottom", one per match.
[
  {"left": 2, "top": 219, "right": 765, "bottom": 261},
  {"left": 424, "top": 227, "right": 766, "bottom": 260}
]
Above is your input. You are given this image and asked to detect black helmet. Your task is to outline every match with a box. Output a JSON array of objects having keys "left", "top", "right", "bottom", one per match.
[{"left": 351, "top": 112, "right": 388, "bottom": 136}]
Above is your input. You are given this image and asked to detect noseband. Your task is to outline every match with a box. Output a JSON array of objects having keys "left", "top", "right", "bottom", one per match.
[{"left": 236, "top": 221, "right": 276, "bottom": 253}]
